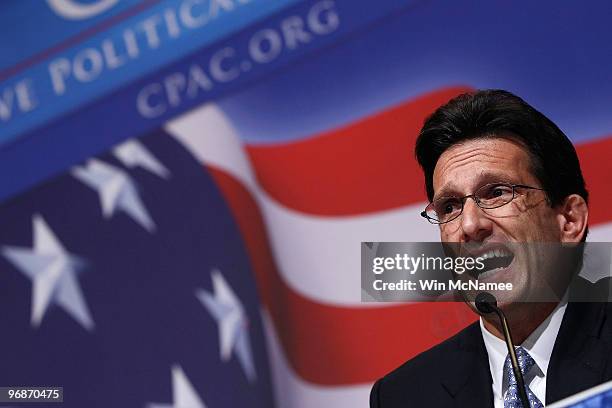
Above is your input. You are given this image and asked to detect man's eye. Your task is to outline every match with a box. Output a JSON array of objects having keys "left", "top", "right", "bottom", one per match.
[
  {"left": 440, "top": 200, "right": 460, "bottom": 214},
  {"left": 482, "top": 184, "right": 512, "bottom": 199}
]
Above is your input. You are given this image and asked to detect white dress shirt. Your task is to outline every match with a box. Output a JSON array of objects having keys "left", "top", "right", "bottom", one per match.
[{"left": 480, "top": 299, "right": 568, "bottom": 408}]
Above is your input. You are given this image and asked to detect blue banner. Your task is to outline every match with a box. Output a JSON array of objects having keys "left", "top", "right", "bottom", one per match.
[
  {"left": 0, "top": 0, "right": 302, "bottom": 146},
  {"left": 0, "top": 0, "right": 418, "bottom": 202}
]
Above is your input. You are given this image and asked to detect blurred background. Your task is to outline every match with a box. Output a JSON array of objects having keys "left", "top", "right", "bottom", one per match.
[{"left": 1, "top": 1, "right": 611, "bottom": 406}]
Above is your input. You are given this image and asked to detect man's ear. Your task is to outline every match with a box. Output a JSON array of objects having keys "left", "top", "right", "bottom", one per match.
[{"left": 556, "top": 194, "right": 588, "bottom": 242}]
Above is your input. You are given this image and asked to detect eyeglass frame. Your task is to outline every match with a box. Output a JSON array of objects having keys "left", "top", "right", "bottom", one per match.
[{"left": 420, "top": 182, "right": 546, "bottom": 224}]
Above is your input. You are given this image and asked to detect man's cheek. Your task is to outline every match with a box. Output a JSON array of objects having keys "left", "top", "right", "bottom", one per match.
[
  {"left": 439, "top": 225, "right": 457, "bottom": 242},
  {"left": 502, "top": 200, "right": 528, "bottom": 216},
  {"left": 527, "top": 207, "right": 561, "bottom": 241}
]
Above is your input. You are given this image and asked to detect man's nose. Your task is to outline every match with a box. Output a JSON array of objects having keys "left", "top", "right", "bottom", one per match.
[{"left": 459, "top": 198, "right": 493, "bottom": 242}]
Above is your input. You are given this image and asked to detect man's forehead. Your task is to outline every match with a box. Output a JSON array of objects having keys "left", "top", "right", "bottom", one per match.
[
  {"left": 432, "top": 138, "right": 533, "bottom": 196},
  {"left": 434, "top": 171, "right": 517, "bottom": 197}
]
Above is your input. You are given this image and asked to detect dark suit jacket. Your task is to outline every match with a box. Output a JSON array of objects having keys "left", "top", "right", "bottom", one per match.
[{"left": 370, "top": 301, "right": 612, "bottom": 407}]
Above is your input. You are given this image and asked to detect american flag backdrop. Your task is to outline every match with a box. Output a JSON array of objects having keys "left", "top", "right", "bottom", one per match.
[{"left": 1, "top": 1, "right": 612, "bottom": 407}]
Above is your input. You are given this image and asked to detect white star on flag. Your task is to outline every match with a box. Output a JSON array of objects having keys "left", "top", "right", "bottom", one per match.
[
  {"left": 148, "top": 365, "right": 207, "bottom": 408},
  {"left": 113, "top": 139, "right": 170, "bottom": 179},
  {"left": 2, "top": 214, "right": 94, "bottom": 331},
  {"left": 196, "top": 269, "right": 257, "bottom": 382},
  {"left": 72, "top": 158, "right": 156, "bottom": 232}
]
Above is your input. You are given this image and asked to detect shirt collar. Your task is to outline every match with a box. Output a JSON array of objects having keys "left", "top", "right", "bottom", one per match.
[{"left": 479, "top": 297, "right": 568, "bottom": 396}]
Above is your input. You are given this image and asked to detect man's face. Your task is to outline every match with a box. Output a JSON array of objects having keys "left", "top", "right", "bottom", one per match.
[{"left": 432, "top": 137, "right": 567, "bottom": 309}]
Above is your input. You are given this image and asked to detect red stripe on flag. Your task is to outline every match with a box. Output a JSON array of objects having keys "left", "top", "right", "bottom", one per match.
[
  {"left": 246, "top": 87, "right": 612, "bottom": 225},
  {"left": 577, "top": 136, "right": 612, "bottom": 226},
  {"left": 245, "top": 87, "right": 472, "bottom": 216},
  {"left": 208, "top": 165, "right": 476, "bottom": 385}
]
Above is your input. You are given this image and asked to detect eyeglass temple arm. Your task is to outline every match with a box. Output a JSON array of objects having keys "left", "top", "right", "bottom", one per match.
[{"left": 513, "top": 184, "right": 545, "bottom": 191}]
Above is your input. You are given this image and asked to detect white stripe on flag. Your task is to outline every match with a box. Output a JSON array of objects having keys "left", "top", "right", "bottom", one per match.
[
  {"left": 166, "top": 104, "right": 439, "bottom": 305},
  {"left": 166, "top": 103, "right": 258, "bottom": 190},
  {"left": 588, "top": 222, "right": 612, "bottom": 241}
]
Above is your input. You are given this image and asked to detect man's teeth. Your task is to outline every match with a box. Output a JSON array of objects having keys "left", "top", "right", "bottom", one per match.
[
  {"left": 478, "top": 267, "right": 505, "bottom": 279},
  {"left": 470, "top": 249, "right": 514, "bottom": 279},
  {"left": 479, "top": 249, "right": 512, "bottom": 260}
]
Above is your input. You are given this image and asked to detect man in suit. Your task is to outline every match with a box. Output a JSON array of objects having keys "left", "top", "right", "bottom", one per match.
[{"left": 370, "top": 90, "right": 612, "bottom": 407}]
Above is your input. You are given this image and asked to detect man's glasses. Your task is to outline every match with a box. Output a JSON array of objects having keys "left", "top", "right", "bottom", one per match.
[{"left": 421, "top": 182, "right": 545, "bottom": 224}]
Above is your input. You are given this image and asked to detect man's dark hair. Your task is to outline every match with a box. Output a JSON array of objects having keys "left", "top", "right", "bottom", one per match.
[{"left": 415, "top": 89, "right": 589, "bottom": 211}]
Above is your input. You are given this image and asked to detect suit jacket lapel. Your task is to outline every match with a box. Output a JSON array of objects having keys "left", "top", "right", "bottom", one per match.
[
  {"left": 546, "top": 301, "right": 607, "bottom": 404},
  {"left": 441, "top": 323, "right": 494, "bottom": 407}
]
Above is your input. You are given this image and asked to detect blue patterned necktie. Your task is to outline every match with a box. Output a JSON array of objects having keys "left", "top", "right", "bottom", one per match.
[{"left": 503, "top": 347, "right": 544, "bottom": 408}]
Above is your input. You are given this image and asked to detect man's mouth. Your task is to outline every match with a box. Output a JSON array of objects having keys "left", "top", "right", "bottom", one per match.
[{"left": 469, "top": 247, "right": 515, "bottom": 280}]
